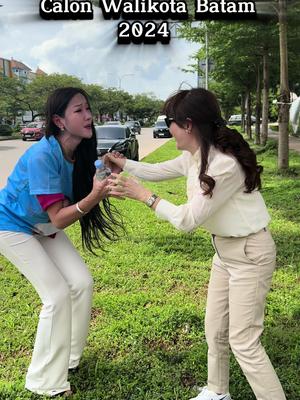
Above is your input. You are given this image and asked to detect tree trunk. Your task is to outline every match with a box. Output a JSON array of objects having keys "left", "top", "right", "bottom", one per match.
[
  {"left": 278, "top": 0, "right": 290, "bottom": 170},
  {"left": 245, "top": 89, "right": 252, "bottom": 139},
  {"left": 240, "top": 94, "right": 246, "bottom": 133},
  {"left": 255, "top": 63, "right": 261, "bottom": 145},
  {"left": 261, "top": 48, "right": 270, "bottom": 146}
]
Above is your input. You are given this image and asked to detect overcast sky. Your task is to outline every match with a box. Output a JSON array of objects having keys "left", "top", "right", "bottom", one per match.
[{"left": 0, "top": 0, "right": 200, "bottom": 100}]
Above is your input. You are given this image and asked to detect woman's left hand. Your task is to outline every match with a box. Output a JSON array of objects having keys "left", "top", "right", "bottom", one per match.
[{"left": 107, "top": 173, "right": 152, "bottom": 202}]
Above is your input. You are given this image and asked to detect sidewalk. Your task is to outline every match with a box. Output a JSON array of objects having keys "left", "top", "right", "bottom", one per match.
[{"left": 267, "top": 129, "right": 300, "bottom": 154}]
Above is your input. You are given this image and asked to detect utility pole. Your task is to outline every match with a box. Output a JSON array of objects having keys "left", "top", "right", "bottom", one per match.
[
  {"left": 205, "top": 27, "right": 209, "bottom": 90},
  {"left": 118, "top": 74, "right": 134, "bottom": 90},
  {"left": 191, "top": 21, "right": 209, "bottom": 90}
]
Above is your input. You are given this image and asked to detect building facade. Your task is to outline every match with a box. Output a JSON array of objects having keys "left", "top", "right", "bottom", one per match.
[
  {"left": 0, "top": 57, "right": 46, "bottom": 82},
  {"left": 0, "top": 57, "right": 13, "bottom": 78}
]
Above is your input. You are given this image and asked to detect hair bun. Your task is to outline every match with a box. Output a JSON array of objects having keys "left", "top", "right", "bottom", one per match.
[{"left": 213, "top": 118, "right": 227, "bottom": 128}]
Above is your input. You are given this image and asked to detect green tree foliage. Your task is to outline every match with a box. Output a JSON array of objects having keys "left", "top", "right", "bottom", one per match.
[
  {"left": 126, "top": 93, "right": 164, "bottom": 123},
  {"left": 103, "top": 88, "right": 132, "bottom": 116},
  {"left": 84, "top": 83, "right": 106, "bottom": 122},
  {"left": 1, "top": 73, "right": 164, "bottom": 125},
  {"left": 25, "top": 73, "right": 83, "bottom": 118},
  {"left": 180, "top": 20, "right": 278, "bottom": 109},
  {"left": 179, "top": 9, "right": 300, "bottom": 146},
  {"left": 180, "top": 12, "right": 299, "bottom": 103},
  {"left": 0, "top": 77, "right": 28, "bottom": 124}
]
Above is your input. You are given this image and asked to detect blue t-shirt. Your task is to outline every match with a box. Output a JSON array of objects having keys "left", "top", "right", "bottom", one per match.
[{"left": 0, "top": 136, "right": 74, "bottom": 235}]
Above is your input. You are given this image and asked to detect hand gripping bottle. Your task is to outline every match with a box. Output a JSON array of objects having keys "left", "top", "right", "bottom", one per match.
[{"left": 94, "top": 159, "right": 111, "bottom": 181}]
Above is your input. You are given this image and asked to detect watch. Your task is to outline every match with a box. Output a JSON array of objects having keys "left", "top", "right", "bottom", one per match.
[{"left": 145, "top": 194, "right": 158, "bottom": 207}]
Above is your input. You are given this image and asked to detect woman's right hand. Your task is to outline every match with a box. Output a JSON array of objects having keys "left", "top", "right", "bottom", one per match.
[
  {"left": 91, "top": 175, "right": 110, "bottom": 202},
  {"left": 103, "top": 152, "right": 126, "bottom": 174}
]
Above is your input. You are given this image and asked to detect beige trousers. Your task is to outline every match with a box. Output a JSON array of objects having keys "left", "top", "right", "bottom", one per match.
[{"left": 205, "top": 228, "right": 286, "bottom": 400}]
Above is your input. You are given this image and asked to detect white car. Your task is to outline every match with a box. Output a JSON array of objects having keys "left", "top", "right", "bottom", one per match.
[
  {"left": 103, "top": 121, "right": 122, "bottom": 126},
  {"left": 156, "top": 115, "right": 167, "bottom": 122},
  {"left": 228, "top": 114, "right": 256, "bottom": 126}
]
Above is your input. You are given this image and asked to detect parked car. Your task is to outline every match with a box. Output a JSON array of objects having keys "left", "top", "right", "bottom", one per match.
[
  {"left": 21, "top": 121, "right": 45, "bottom": 141},
  {"left": 0, "top": 124, "right": 13, "bottom": 137},
  {"left": 153, "top": 120, "right": 172, "bottom": 138},
  {"left": 103, "top": 120, "right": 122, "bottom": 126},
  {"left": 124, "top": 120, "right": 141, "bottom": 134},
  {"left": 228, "top": 114, "right": 256, "bottom": 126},
  {"left": 95, "top": 125, "right": 139, "bottom": 160}
]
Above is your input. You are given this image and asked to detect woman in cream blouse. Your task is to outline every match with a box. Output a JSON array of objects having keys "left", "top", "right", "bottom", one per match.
[{"left": 106, "top": 88, "right": 286, "bottom": 400}]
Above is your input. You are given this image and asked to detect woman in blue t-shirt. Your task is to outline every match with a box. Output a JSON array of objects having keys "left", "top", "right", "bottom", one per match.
[{"left": 0, "top": 87, "right": 123, "bottom": 397}]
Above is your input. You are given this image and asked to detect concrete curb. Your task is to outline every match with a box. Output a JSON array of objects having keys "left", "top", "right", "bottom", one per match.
[{"left": 0, "top": 136, "right": 20, "bottom": 141}]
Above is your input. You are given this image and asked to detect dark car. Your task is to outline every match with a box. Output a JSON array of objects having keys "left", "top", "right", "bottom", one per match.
[
  {"left": 21, "top": 121, "right": 45, "bottom": 141},
  {"left": 125, "top": 120, "right": 141, "bottom": 134},
  {"left": 95, "top": 125, "right": 139, "bottom": 161},
  {"left": 153, "top": 120, "right": 172, "bottom": 138}
]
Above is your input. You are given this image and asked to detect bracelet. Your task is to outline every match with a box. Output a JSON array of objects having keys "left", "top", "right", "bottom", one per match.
[{"left": 76, "top": 202, "right": 87, "bottom": 215}]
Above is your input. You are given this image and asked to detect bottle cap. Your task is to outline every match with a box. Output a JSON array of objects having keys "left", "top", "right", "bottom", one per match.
[{"left": 94, "top": 159, "right": 104, "bottom": 169}]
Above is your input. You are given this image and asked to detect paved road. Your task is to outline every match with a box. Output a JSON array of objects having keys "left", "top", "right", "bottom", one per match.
[
  {"left": 0, "top": 127, "right": 172, "bottom": 189},
  {"left": 0, "top": 139, "right": 32, "bottom": 189},
  {"left": 267, "top": 131, "right": 300, "bottom": 154},
  {"left": 250, "top": 125, "right": 300, "bottom": 155},
  {"left": 136, "top": 127, "right": 172, "bottom": 159}
]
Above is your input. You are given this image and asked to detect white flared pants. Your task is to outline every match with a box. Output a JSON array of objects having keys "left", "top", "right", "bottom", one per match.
[{"left": 0, "top": 230, "right": 93, "bottom": 396}]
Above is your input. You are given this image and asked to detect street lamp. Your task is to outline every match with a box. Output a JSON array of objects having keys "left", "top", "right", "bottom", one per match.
[
  {"left": 204, "top": 26, "right": 209, "bottom": 90},
  {"left": 191, "top": 21, "right": 209, "bottom": 90},
  {"left": 106, "top": 73, "right": 135, "bottom": 90},
  {"left": 118, "top": 73, "right": 134, "bottom": 90},
  {"left": 108, "top": 73, "right": 134, "bottom": 121}
]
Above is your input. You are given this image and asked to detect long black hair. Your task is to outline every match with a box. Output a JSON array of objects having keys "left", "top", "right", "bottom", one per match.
[
  {"left": 45, "top": 87, "right": 124, "bottom": 253},
  {"left": 163, "top": 88, "right": 262, "bottom": 197}
]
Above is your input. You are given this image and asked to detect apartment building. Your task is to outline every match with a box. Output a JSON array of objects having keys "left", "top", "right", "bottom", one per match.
[
  {"left": 0, "top": 57, "right": 46, "bottom": 82},
  {"left": 0, "top": 57, "right": 13, "bottom": 78}
]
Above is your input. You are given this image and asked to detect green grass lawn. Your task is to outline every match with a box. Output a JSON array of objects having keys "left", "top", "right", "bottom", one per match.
[{"left": 0, "top": 140, "right": 299, "bottom": 400}]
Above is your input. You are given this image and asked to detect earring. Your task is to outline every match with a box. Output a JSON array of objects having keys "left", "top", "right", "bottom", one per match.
[{"left": 61, "top": 127, "right": 65, "bottom": 132}]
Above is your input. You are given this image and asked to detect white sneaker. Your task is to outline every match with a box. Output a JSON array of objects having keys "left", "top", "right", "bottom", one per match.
[{"left": 189, "top": 386, "right": 232, "bottom": 400}]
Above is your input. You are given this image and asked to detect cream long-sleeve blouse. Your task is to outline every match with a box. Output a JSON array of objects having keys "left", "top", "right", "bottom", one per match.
[{"left": 123, "top": 147, "right": 270, "bottom": 237}]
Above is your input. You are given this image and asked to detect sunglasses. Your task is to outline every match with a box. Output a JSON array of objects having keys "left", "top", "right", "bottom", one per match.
[
  {"left": 164, "top": 117, "right": 175, "bottom": 128},
  {"left": 165, "top": 117, "right": 192, "bottom": 128}
]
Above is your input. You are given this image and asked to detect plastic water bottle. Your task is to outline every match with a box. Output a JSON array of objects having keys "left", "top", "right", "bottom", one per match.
[{"left": 94, "top": 159, "right": 111, "bottom": 181}]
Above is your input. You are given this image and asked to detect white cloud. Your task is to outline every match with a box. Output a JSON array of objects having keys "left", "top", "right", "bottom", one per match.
[{"left": 0, "top": 1, "right": 199, "bottom": 100}]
